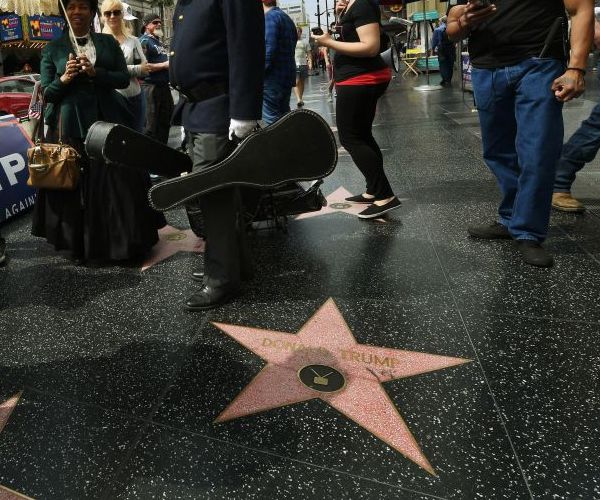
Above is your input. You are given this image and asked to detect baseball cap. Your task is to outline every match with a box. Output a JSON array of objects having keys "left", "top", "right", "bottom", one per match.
[
  {"left": 122, "top": 2, "right": 137, "bottom": 21},
  {"left": 142, "top": 13, "right": 161, "bottom": 26}
]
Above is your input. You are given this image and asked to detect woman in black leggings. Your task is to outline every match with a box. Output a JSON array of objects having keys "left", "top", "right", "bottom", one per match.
[{"left": 313, "top": 0, "right": 400, "bottom": 219}]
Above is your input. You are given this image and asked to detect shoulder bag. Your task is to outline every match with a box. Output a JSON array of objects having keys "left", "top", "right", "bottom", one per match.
[{"left": 27, "top": 98, "right": 81, "bottom": 190}]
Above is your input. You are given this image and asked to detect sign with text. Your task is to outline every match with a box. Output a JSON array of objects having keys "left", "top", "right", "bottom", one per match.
[
  {"left": 0, "top": 14, "right": 24, "bottom": 42},
  {"left": 27, "top": 15, "right": 65, "bottom": 41},
  {"left": 0, "top": 120, "right": 36, "bottom": 223}
]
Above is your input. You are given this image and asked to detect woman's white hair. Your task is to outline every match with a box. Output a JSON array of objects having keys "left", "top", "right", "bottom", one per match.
[{"left": 100, "top": 0, "right": 132, "bottom": 36}]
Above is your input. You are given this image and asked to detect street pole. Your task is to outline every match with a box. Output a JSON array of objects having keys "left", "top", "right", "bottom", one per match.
[
  {"left": 325, "top": 0, "right": 330, "bottom": 30},
  {"left": 414, "top": 0, "right": 442, "bottom": 92},
  {"left": 316, "top": 0, "right": 322, "bottom": 28}
]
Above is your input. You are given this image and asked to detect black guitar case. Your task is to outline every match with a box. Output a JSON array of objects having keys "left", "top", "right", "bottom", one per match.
[
  {"left": 148, "top": 109, "right": 337, "bottom": 211},
  {"left": 85, "top": 121, "right": 192, "bottom": 177}
]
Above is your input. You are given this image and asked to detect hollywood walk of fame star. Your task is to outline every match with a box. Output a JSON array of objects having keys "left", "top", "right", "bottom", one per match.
[
  {"left": 141, "top": 225, "right": 205, "bottom": 271},
  {"left": 0, "top": 392, "right": 21, "bottom": 434},
  {"left": 0, "top": 392, "right": 32, "bottom": 500},
  {"left": 295, "top": 187, "right": 406, "bottom": 221},
  {"left": 212, "top": 299, "right": 471, "bottom": 474}
]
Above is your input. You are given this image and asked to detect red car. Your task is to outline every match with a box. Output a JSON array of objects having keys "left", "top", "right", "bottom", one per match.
[{"left": 0, "top": 75, "right": 38, "bottom": 118}]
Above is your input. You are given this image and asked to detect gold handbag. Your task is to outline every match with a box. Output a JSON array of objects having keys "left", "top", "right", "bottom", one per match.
[{"left": 27, "top": 103, "right": 81, "bottom": 190}]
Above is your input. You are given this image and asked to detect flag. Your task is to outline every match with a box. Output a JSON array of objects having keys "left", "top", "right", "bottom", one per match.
[{"left": 28, "top": 98, "right": 42, "bottom": 120}]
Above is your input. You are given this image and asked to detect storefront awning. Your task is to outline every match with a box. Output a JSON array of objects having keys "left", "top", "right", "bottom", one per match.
[{"left": 0, "top": 0, "right": 59, "bottom": 16}]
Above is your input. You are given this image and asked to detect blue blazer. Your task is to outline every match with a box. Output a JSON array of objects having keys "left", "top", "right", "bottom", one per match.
[{"left": 170, "top": 0, "right": 265, "bottom": 134}]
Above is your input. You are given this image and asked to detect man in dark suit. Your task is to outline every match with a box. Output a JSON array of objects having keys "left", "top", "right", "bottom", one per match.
[{"left": 170, "top": 0, "right": 265, "bottom": 310}]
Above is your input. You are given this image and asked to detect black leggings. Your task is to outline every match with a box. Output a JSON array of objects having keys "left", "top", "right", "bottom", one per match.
[{"left": 335, "top": 81, "right": 393, "bottom": 199}]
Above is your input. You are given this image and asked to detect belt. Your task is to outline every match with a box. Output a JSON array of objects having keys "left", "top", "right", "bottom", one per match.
[{"left": 176, "top": 81, "right": 228, "bottom": 103}]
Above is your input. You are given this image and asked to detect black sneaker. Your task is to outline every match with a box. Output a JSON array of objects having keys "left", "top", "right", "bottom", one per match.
[
  {"left": 468, "top": 222, "right": 511, "bottom": 240},
  {"left": 357, "top": 197, "right": 402, "bottom": 219},
  {"left": 345, "top": 194, "right": 375, "bottom": 204},
  {"left": 516, "top": 240, "right": 554, "bottom": 268},
  {"left": 0, "top": 237, "right": 5, "bottom": 266}
]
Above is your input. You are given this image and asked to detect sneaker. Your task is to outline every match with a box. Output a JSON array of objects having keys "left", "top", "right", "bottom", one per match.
[
  {"left": 345, "top": 194, "right": 375, "bottom": 204},
  {"left": 357, "top": 197, "right": 402, "bottom": 219},
  {"left": 297, "top": 101, "right": 304, "bottom": 108},
  {"left": 516, "top": 240, "right": 554, "bottom": 268},
  {"left": 552, "top": 192, "right": 585, "bottom": 213},
  {"left": 0, "top": 237, "right": 5, "bottom": 265},
  {"left": 467, "top": 222, "right": 512, "bottom": 240}
]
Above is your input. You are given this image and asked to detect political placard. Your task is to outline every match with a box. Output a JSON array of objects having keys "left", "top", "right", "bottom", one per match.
[{"left": 0, "top": 120, "right": 36, "bottom": 223}]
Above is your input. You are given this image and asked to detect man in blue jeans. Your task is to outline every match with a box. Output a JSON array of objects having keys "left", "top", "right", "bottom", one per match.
[
  {"left": 262, "top": 0, "right": 297, "bottom": 125},
  {"left": 448, "top": 0, "right": 593, "bottom": 267},
  {"left": 553, "top": 17, "right": 600, "bottom": 213}
]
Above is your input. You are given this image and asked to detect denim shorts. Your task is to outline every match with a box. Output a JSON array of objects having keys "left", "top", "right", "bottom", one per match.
[{"left": 296, "top": 65, "right": 308, "bottom": 79}]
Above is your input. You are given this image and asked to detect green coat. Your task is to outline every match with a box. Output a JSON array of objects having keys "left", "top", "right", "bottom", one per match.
[{"left": 41, "top": 32, "right": 131, "bottom": 138}]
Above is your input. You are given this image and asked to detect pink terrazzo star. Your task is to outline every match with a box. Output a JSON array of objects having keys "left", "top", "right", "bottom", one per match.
[
  {"left": 0, "top": 392, "right": 31, "bottom": 500},
  {"left": 0, "top": 392, "right": 20, "bottom": 434},
  {"left": 213, "top": 299, "right": 471, "bottom": 475},
  {"left": 295, "top": 186, "right": 404, "bottom": 221},
  {"left": 142, "top": 225, "right": 205, "bottom": 271},
  {"left": 0, "top": 484, "right": 33, "bottom": 500}
]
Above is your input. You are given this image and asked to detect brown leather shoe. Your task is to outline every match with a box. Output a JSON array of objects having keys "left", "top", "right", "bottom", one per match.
[{"left": 552, "top": 192, "right": 585, "bottom": 213}]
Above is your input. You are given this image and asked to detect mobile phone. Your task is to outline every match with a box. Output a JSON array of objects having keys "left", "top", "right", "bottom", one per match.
[{"left": 311, "top": 27, "right": 324, "bottom": 36}]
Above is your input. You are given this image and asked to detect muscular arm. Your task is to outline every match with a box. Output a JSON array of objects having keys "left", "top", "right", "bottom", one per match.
[
  {"left": 552, "top": 0, "right": 594, "bottom": 101},
  {"left": 446, "top": 6, "right": 467, "bottom": 42},
  {"left": 565, "top": 0, "right": 594, "bottom": 71}
]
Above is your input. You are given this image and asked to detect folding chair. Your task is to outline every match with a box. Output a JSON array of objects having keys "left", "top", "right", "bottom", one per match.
[{"left": 402, "top": 48, "right": 422, "bottom": 78}]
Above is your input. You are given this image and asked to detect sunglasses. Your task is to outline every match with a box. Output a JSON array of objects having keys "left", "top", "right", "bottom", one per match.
[{"left": 103, "top": 9, "right": 121, "bottom": 17}]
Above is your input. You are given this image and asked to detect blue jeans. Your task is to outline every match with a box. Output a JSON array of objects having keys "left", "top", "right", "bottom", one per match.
[
  {"left": 263, "top": 81, "right": 292, "bottom": 126},
  {"left": 127, "top": 92, "right": 145, "bottom": 133},
  {"left": 555, "top": 71, "right": 600, "bottom": 192},
  {"left": 438, "top": 49, "right": 455, "bottom": 83},
  {"left": 471, "top": 58, "right": 564, "bottom": 242}
]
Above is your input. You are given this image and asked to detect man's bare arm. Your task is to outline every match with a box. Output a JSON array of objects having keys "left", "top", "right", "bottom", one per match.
[{"left": 551, "top": 0, "right": 594, "bottom": 102}]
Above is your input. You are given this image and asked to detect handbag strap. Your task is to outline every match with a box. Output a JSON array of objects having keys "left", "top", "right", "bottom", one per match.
[
  {"left": 34, "top": 89, "right": 45, "bottom": 144},
  {"left": 35, "top": 91, "right": 65, "bottom": 145}
]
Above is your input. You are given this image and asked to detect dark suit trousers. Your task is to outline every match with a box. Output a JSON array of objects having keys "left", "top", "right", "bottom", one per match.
[
  {"left": 188, "top": 132, "right": 250, "bottom": 290},
  {"left": 142, "top": 83, "right": 174, "bottom": 145}
]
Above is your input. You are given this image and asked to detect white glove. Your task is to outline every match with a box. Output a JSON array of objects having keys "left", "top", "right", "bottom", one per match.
[{"left": 229, "top": 119, "right": 258, "bottom": 141}]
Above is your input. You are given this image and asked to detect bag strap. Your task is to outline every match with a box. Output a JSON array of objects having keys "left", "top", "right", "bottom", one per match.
[{"left": 34, "top": 89, "right": 46, "bottom": 144}]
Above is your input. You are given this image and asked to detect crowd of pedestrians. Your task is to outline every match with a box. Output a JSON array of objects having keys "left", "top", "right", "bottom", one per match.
[{"left": 0, "top": 0, "right": 598, "bottom": 303}]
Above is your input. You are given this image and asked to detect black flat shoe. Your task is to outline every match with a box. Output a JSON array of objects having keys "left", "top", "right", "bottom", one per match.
[
  {"left": 516, "top": 240, "right": 554, "bottom": 268},
  {"left": 345, "top": 194, "right": 376, "bottom": 204},
  {"left": 357, "top": 197, "right": 402, "bottom": 219},
  {"left": 185, "top": 285, "right": 239, "bottom": 311}
]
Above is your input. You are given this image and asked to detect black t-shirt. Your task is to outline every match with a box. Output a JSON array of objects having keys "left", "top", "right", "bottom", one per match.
[
  {"left": 455, "top": 0, "right": 567, "bottom": 68},
  {"left": 334, "top": 0, "right": 387, "bottom": 82}
]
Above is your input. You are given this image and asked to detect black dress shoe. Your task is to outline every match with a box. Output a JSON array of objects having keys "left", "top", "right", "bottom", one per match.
[
  {"left": 185, "top": 285, "right": 239, "bottom": 311},
  {"left": 345, "top": 194, "right": 375, "bottom": 204},
  {"left": 516, "top": 240, "right": 554, "bottom": 268},
  {"left": 191, "top": 271, "right": 204, "bottom": 282},
  {"left": 468, "top": 222, "right": 511, "bottom": 240}
]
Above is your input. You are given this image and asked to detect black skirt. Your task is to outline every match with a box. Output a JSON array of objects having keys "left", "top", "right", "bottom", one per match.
[{"left": 32, "top": 135, "right": 165, "bottom": 263}]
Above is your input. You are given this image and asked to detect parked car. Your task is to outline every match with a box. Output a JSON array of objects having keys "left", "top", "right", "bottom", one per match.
[{"left": 0, "top": 75, "right": 38, "bottom": 118}]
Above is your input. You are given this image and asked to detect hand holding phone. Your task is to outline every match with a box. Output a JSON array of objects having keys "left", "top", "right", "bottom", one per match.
[
  {"left": 311, "top": 27, "right": 324, "bottom": 36},
  {"left": 462, "top": 0, "right": 497, "bottom": 29}
]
